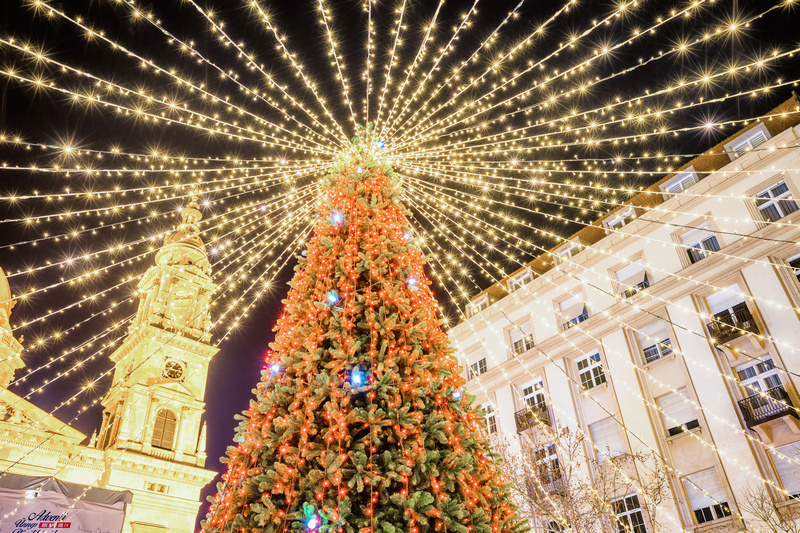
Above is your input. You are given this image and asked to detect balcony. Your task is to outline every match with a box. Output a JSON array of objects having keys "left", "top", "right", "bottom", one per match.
[
  {"left": 622, "top": 276, "right": 651, "bottom": 299},
  {"left": 514, "top": 405, "right": 551, "bottom": 432},
  {"left": 524, "top": 473, "right": 566, "bottom": 498},
  {"left": 706, "top": 304, "right": 759, "bottom": 345},
  {"left": 738, "top": 385, "right": 798, "bottom": 428}
]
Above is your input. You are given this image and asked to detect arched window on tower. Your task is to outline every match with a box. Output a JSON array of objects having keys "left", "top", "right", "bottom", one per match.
[{"left": 151, "top": 409, "right": 177, "bottom": 450}]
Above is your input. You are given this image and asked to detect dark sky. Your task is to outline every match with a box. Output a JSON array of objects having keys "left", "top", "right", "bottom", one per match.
[{"left": 1, "top": 0, "right": 799, "bottom": 529}]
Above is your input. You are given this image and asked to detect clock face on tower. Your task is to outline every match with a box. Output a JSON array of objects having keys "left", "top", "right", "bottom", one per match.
[{"left": 163, "top": 360, "right": 184, "bottom": 380}]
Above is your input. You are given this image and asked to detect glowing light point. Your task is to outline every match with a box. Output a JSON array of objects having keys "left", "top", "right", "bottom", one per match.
[
  {"left": 307, "top": 517, "right": 319, "bottom": 530},
  {"left": 350, "top": 368, "right": 366, "bottom": 388},
  {"left": 356, "top": 166, "right": 364, "bottom": 174},
  {"left": 376, "top": 140, "right": 385, "bottom": 149},
  {"left": 271, "top": 363, "right": 280, "bottom": 374},
  {"left": 329, "top": 212, "right": 344, "bottom": 226},
  {"left": 403, "top": 232, "right": 412, "bottom": 241},
  {"left": 326, "top": 291, "right": 339, "bottom": 305},
  {"left": 406, "top": 277, "right": 419, "bottom": 291},
  {"left": 452, "top": 390, "right": 462, "bottom": 401}
]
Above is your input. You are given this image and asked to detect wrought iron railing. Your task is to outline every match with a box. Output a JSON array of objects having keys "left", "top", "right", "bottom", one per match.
[
  {"left": 514, "top": 405, "right": 551, "bottom": 432},
  {"left": 706, "top": 305, "right": 759, "bottom": 344},
  {"left": 738, "top": 385, "right": 796, "bottom": 427}
]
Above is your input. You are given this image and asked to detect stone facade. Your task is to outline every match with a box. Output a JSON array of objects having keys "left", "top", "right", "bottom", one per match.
[
  {"left": 453, "top": 98, "right": 800, "bottom": 531},
  {"left": 0, "top": 198, "right": 218, "bottom": 533}
]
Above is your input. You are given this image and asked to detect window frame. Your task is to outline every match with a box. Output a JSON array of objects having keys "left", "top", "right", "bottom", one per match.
[
  {"left": 604, "top": 205, "right": 636, "bottom": 232},
  {"left": 673, "top": 218, "right": 722, "bottom": 268},
  {"left": 755, "top": 180, "right": 799, "bottom": 222},
  {"left": 468, "top": 357, "right": 488, "bottom": 380},
  {"left": 508, "top": 269, "right": 533, "bottom": 292},
  {"left": 576, "top": 352, "right": 606, "bottom": 390},
  {"left": 724, "top": 122, "right": 771, "bottom": 159},
  {"left": 611, "top": 494, "right": 647, "bottom": 533},
  {"left": 467, "top": 295, "right": 490, "bottom": 317},
  {"left": 482, "top": 403, "right": 497, "bottom": 434},
  {"left": 151, "top": 408, "right": 177, "bottom": 450},
  {"left": 660, "top": 166, "right": 698, "bottom": 199}
]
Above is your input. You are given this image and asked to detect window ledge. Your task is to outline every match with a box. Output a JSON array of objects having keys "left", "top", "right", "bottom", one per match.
[
  {"left": 581, "top": 382, "right": 609, "bottom": 395},
  {"left": 685, "top": 515, "right": 740, "bottom": 532},
  {"left": 665, "top": 425, "right": 702, "bottom": 443},
  {"left": 644, "top": 351, "right": 677, "bottom": 368}
]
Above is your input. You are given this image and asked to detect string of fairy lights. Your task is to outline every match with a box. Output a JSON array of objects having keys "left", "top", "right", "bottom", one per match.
[{"left": 1, "top": 0, "right": 800, "bottom": 529}]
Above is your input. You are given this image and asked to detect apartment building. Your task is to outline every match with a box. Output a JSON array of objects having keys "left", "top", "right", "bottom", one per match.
[{"left": 451, "top": 97, "right": 800, "bottom": 532}]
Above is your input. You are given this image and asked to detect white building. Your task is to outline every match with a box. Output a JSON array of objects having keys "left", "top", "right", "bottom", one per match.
[
  {"left": 452, "top": 97, "right": 800, "bottom": 532},
  {"left": 0, "top": 199, "right": 218, "bottom": 533}
]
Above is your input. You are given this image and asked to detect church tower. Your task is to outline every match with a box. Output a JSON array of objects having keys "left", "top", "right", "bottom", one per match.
[
  {"left": 0, "top": 267, "right": 24, "bottom": 389},
  {"left": 97, "top": 197, "right": 218, "bottom": 467}
]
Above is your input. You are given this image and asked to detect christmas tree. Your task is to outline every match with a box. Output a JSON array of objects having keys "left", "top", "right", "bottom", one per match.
[{"left": 202, "top": 130, "right": 523, "bottom": 533}]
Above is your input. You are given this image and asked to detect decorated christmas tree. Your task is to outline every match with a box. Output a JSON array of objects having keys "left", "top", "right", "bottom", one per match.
[{"left": 202, "top": 130, "right": 523, "bottom": 533}]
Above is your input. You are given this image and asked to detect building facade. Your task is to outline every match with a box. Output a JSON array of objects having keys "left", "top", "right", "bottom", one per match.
[
  {"left": 452, "top": 98, "right": 800, "bottom": 532},
  {"left": 0, "top": 198, "right": 218, "bottom": 533}
]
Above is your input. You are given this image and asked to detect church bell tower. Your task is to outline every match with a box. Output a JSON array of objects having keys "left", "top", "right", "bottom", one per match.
[{"left": 97, "top": 197, "right": 217, "bottom": 466}]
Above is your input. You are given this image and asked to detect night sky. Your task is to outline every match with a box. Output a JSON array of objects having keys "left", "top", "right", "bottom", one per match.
[{"left": 1, "top": 0, "right": 799, "bottom": 529}]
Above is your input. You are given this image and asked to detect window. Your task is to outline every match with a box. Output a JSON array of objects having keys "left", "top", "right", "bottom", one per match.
[
  {"left": 559, "top": 294, "right": 588, "bottom": 330},
  {"left": 680, "top": 224, "right": 720, "bottom": 264},
  {"left": 151, "top": 409, "right": 177, "bottom": 450},
  {"left": 788, "top": 254, "right": 800, "bottom": 284},
  {"left": 728, "top": 127, "right": 769, "bottom": 158},
  {"left": 576, "top": 352, "right": 606, "bottom": 390},
  {"left": 510, "top": 323, "right": 534, "bottom": 355},
  {"left": 533, "top": 444, "right": 560, "bottom": 485},
  {"left": 605, "top": 207, "right": 635, "bottom": 231},
  {"left": 483, "top": 404, "right": 497, "bottom": 434},
  {"left": 656, "top": 388, "right": 699, "bottom": 436},
  {"left": 683, "top": 469, "right": 732, "bottom": 524},
  {"left": 522, "top": 379, "right": 546, "bottom": 410},
  {"left": 770, "top": 444, "right": 800, "bottom": 498},
  {"left": 616, "top": 260, "right": 649, "bottom": 298},
  {"left": 467, "top": 295, "right": 489, "bottom": 317},
  {"left": 509, "top": 270, "right": 533, "bottom": 292},
  {"left": 661, "top": 168, "right": 698, "bottom": 197},
  {"left": 589, "top": 417, "right": 626, "bottom": 462},
  {"left": 736, "top": 356, "right": 782, "bottom": 396},
  {"left": 554, "top": 241, "right": 581, "bottom": 264},
  {"left": 756, "top": 181, "right": 798, "bottom": 222},
  {"left": 636, "top": 320, "right": 673, "bottom": 364},
  {"left": 469, "top": 358, "right": 488, "bottom": 380},
  {"left": 612, "top": 494, "right": 647, "bottom": 533}
]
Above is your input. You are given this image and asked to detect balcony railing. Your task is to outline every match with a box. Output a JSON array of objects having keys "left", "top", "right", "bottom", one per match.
[
  {"left": 738, "top": 385, "right": 797, "bottom": 427},
  {"left": 514, "top": 405, "right": 551, "bottom": 432},
  {"left": 561, "top": 307, "right": 589, "bottom": 331},
  {"left": 622, "top": 276, "right": 650, "bottom": 299},
  {"left": 524, "top": 473, "right": 566, "bottom": 498},
  {"left": 706, "top": 305, "right": 759, "bottom": 345}
]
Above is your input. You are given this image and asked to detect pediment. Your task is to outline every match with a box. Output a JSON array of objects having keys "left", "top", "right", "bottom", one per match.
[{"left": 0, "top": 389, "right": 86, "bottom": 442}]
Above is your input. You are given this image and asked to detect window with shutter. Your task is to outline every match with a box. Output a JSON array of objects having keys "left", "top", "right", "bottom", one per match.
[
  {"left": 559, "top": 294, "right": 588, "bottom": 330},
  {"left": 576, "top": 352, "right": 606, "bottom": 390},
  {"left": 755, "top": 181, "right": 798, "bottom": 222},
  {"left": 682, "top": 469, "right": 732, "bottom": 524},
  {"left": 589, "top": 417, "right": 626, "bottom": 462},
  {"left": 616, "top": 260, "right": 649, "bottom": 298},
  {"left": 770, "top": 444, "right": 800, "bottom": 498},
  {"left": 680, "top": 223, "right": 720, "bottom": 264},
  {"left": 661, "top": 168, "right": 699, "bottom": 197},
  {"left": 656, "top": 388, "right": 699, "bottom": 436},
  {"left": 636, "top": 320, "right": 673, "bottom": 364},
  {"left": 151, "top": 409, "right": 177, "bottom": 450},
  {"left": 483, "top": 403, "right": 497, "bottom": 434},
  {"left": 509, "top": 322, "right": 534, "bottom": 355}
]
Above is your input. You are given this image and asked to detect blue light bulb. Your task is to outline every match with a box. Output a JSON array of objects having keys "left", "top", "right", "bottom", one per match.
[
  {"left": 327, "top": 291, "right": 339, "bottom": 304},
  {"left": 356, "top": 166, "right": 363, "bottom": 174},
  {"left": 406, "top": 277, "right": 418, "bottom": 286},
  {"left": 351, "top": 370, "right": 364, "bottom": 387},
  {"left": 403, "top": 232, "right": 412, "bottom": 241},
  {"left": 307, "top": 517, "right": 319, "bottom": 530},
  {"left": 377, "top": 140, "right": 385, "bottom": 149},
  {"left": 271, "top": 364, "right": 280, "bottom": 373},
  {"left": 452, "top": 390, "right": 462, "bottom": 401}
]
